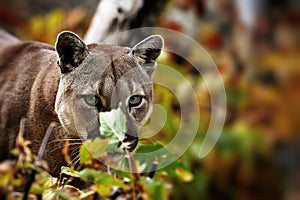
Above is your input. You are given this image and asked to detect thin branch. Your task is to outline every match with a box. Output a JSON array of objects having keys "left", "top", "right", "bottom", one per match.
[
  {"left": 23, "top": 122, "right": 57, "bottom": 200},
  {"left": 36, "top": 122, "right": 57, "bottom": 163}
]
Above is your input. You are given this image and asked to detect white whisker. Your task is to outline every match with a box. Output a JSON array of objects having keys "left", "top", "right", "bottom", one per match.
[
  {"left": 69, "top": 149, "right": 80, "bottom": 158},
  {"left": 69, "top": 154, "right": 80, "bottom": 167},
  {"left": 48, "top": 138, "right": 84, "bottom": 145},
  {"left": 50, "top": 142, "right": 83, "bottom": 153}
]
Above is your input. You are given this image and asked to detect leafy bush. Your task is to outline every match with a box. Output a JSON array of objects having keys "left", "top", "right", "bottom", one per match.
[{"left": 0, "top": 107, "right": 192, "bottom": 199}]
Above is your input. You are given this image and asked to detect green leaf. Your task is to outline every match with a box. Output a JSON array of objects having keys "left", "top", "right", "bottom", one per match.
[
  {"left": 107, "top": 137, "right": 121, "bottom": 152},
  {"left": 135, "top": 143, "right": 193, "bottom": 181},
  {"left": 134, "top": 143, "right": 175, "bottom": 171},
  {"left": 136, "top": 143, "right": 164, "bottom": 153},
  {"left": 78, "top": 168, "right": 102, "bottom": 183},
  {"left": 0, "top": 167, "right": 14, "bottom": 187},
  {"left": 99, "top": 106, "right": 127, "bottom": 152},
  {"left": 152, "top": 182, "right": 167, "bottom": 200},
  {"left": 80, "top": 138, "right": 109, "bottom": 164},
  {"left": 100, "top": 106, "right": 126, "bottom": 141},
  {"left": 95, "top": 184, "right": 111, "bottom": 197},
  {"left": 113, "top": 169, "right": 134, "bottom": 182},
  {"left": 175, "top": 167, "right": 193, "bottom": 182},
  {"left": 141, "top": 177, "right": 168, "bottom": 200},
  {"left": 54, "top": 189, "right": 72, "bottom": 200},
  {"left": 226, "top": 88, "right": 246, "bottom": 105},
  {"left": 78, "top": 168, "right": 126, "bottom": 188},
  {"left": 60, "top": 166, "right": 80, "bottom": 177}
]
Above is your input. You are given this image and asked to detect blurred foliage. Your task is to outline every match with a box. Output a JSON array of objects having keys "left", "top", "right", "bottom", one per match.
[
  {"left": 10, "top": 7, "right": 90, "bottom": 44},
  {"left": 1, "top": 108, "right": 192, "bottom": 199}
]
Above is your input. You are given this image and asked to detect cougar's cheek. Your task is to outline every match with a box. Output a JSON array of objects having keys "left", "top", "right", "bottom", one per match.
[
  {"left": 87, "top": 123, "right": 105, "bottom": 139},
  {"left": 56, "top": 103, "right": 78, "bottom": 135},
  {"left": 130, "top": 103, "right": 152, "bottom": 127}
]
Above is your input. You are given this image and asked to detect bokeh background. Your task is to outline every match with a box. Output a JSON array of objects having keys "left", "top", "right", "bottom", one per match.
[{"left": 0, "top": 0, "right": 299, "bottom": 199}]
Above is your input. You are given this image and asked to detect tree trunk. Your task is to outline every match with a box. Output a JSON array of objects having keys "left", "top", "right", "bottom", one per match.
[{"left": 84, "top": 0, "right": 167, "bottom": 45}]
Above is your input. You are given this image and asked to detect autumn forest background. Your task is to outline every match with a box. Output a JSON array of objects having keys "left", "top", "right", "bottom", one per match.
[{"left": 0, "top": 0, "right": 299, "bottom": 199}]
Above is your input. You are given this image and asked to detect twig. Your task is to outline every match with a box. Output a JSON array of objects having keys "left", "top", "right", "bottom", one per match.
[
  {"left": 22, "top": 122, "right": 57, "bottom": 200},
  {"left": 126, "top": 152, "right": 140, "bottom": 200},
  {"left": 93, "top": 192, "right": 100, "bottom": 200},
  {"left": 148, "top": 160, "right": 158, "bottom": 179},
  {"left": 17, "top": 118, "right": 26, "bottom": 139},
  {"left": 62, "top": 140, "right": 73, "bottom": 168},
  {"left": 22, "top": 170, "right": 37, "bottom": 200},
  {"left": 36, "top": 122, "right": 57, "bottom": 163},
  {"left": 127, "top": 152, "right": 139, "bottom": 179}
]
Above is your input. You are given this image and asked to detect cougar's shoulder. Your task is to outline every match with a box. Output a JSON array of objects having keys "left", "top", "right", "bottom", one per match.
[{"left": 0, "top": 38, "right": 60, "bottom": 161}]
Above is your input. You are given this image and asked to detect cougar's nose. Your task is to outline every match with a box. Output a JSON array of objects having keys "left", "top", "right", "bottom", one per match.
[
  {"left": 123, "top": 134, "right": 138, "bottom": 152},
  {"left": 123, "top": 120, "right": 138, "bottom": 151}
]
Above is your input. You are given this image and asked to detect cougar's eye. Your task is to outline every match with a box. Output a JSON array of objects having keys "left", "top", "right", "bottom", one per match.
[
  {"left": 84, "top": 95, "right": 99, "bottom": 106},
  {"left": 128, "top": 95, "right": 143, "bottom": 107}
]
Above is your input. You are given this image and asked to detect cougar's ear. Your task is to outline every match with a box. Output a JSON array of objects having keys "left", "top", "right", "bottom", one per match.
[
  {"left": 55, "top": 31, "right": 89, "bottom": 73},
  {"left": 131, "top": 35, "right": 164, "bottom": 74}
]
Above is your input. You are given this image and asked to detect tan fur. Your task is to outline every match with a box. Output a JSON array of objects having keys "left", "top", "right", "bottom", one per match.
[{"left": 0, "top": 40, "right": 63, "bottom": 174}]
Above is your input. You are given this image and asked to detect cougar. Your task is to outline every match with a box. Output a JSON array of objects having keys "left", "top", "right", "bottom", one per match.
[{"left": 0, "top": 30, "right": 163, "bottom": 176}]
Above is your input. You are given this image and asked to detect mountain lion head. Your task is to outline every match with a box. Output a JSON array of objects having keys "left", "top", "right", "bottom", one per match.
[{"left": 54, "top": 31, "right": 163, "bottom": 151}]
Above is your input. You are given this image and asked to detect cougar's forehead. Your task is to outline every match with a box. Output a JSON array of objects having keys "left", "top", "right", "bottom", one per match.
[
  {"left": 88, "top": 45, "right": 137, "bottom": 77},
  {"left": 72, "top": 44, "right": 151, "bottom": 108}
]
